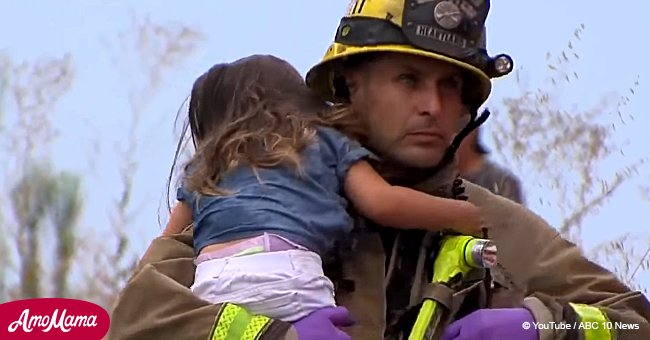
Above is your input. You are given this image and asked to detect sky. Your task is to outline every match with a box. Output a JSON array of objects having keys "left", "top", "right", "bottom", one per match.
[{"left": 1, "top": 0, "right": 648, "bottom": 293}]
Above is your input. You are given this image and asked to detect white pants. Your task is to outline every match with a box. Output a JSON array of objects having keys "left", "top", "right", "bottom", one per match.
[{"left": 191, "top": 249, "right": 337, "bottom": 322}]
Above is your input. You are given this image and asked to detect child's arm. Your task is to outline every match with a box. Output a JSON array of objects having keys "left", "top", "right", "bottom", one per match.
[
  {"left": 344, "top": 160, "right": 484, "bottom": 235},
  {"left": 163, "top": 202, "right": 193, "bottom": 236}
]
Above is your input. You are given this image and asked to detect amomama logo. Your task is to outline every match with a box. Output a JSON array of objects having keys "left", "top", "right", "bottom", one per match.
[{"left": 0, "top": 298, "right": 110, "bottom": 339}]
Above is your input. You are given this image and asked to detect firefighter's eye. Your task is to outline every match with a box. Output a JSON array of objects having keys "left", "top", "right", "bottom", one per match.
[
  {"left": 397, "top": 73, "right": 418, "bottom": 86},
  {"left": 440, "top": 75, "right": 463, "bottom": 90}
]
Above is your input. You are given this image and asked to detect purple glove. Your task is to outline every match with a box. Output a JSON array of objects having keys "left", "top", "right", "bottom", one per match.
[
  {"left": 441, "top": 308, "right": 538, "bottom": 340},
  {"left": 292, "top": 306, "right": 355, "bottom": 340}
]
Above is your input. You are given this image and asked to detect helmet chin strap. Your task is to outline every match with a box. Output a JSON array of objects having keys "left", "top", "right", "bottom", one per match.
[{"left": 428, "top": 106, "right": 491, "bottom": 175}]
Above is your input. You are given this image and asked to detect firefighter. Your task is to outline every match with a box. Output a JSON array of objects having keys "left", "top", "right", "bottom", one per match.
[
  {"left": 457, "top": 126, "right": 526, "bottom": 205},
  {"left": 107, "top": 0, "right": 650, "bottom": 339}
]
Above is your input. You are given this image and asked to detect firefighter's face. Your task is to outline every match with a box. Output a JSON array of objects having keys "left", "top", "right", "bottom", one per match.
[{"left": 345, "top": 53, "right": 466, "bottom": 169}]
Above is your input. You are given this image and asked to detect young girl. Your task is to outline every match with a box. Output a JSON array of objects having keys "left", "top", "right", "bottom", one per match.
[{"left": 164, "top": 54, "right": 485, "bottom": 322}]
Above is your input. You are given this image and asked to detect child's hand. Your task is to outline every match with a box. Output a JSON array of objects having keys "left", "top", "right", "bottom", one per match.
[{"left": 452, "top": 202, "right": 485, "bottom": 235}]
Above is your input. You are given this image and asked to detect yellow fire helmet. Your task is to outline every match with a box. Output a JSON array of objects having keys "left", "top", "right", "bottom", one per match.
[{"left": 305, "top": 0, "right": 513, "bottom": 109}]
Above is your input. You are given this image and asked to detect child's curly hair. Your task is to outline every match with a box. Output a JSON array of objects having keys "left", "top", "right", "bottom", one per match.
[{"left": 171, "top": 54, "right": 364, "bottom": 198}]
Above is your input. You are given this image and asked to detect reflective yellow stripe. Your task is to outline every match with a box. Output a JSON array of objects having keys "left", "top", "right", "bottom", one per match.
[
  {"left": 569, "top": 303, "right": 613, "bottom": 340},
  {"left": 243, "top": 315, "right": 270, "bottom": 339},
  {"left": 212, "top": 304, "right": 238, "bottom": 340},
  {"left": 211, "top": 304, "right": 271, "bottom": 340}
]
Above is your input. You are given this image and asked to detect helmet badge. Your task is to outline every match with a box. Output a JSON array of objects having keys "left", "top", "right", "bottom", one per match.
[{"left": 433, "top": 1, "right": 463, "bottom": 30}]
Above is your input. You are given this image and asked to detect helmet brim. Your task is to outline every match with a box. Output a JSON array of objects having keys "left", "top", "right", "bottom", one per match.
[{"left": 306, "top": 43, "right": 492, "bottom": 106}]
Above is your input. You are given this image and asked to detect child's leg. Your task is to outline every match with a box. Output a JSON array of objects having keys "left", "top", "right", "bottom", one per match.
[{"left": 191, "top": 249, "right": 336, "bottom": 322}]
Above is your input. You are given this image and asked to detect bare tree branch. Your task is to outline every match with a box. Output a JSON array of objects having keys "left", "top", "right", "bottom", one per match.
[
  {"left": 0, "top": 53, "right": 75, "bottom": 301},
  {"left": 80, "top": 15, "right": 203, "bottom": 308},
  {"left": 489, "top": 25, "right": 648, "bottom": 289},
  {"left": 559, "top": 159, "right": 647, "bottom": 235}
]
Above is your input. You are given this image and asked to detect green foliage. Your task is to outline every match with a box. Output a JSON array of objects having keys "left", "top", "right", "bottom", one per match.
[
  {"left": 50, "top": 171, "right": 82, "bottom": 298},
  {"left": 9, "top": 162, "right": 83, "bottom": 299},
  {"left": 11, "top": 162, "right": 54, "bottom": 298}
]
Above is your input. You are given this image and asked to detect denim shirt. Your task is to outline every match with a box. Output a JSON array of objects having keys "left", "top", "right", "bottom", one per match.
[{"left": 177, "top": 126, "right": 375, "bottom": 256}]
